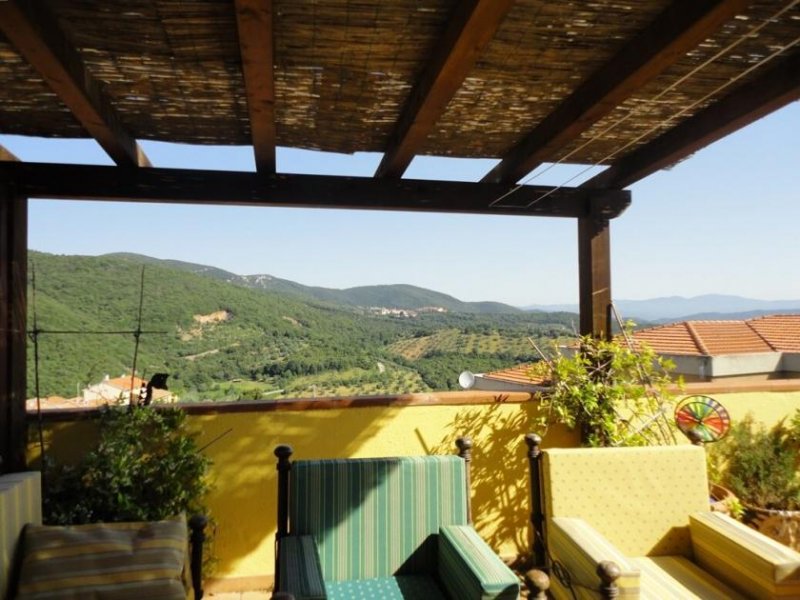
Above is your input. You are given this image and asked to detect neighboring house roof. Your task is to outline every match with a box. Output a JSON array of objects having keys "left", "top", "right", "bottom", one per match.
[
  {"left": 482, "top": 363, "right": 547, "bottom": 386},
  {"left": 104, "top": 375, "right": 146, "bottom": 391},
  {"left": 26, "top": 396, "right": 107, "bottom": 410},
  {"left": 632, "top": 315, "right": 800, "bottom": 357}
]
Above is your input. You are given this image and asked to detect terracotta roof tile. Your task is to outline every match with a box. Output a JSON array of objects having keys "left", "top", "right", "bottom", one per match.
[
  {"left": 632, "top": 314, "right": 800, "bottom": 357},
  {"left": 630, "top": 322, "right": 704, "bottom": 356},
  {"left": 748, "top": 315, "right": 800, "bottom": 351},
  {"left": 483, "top": 364, "right": 547, "bottom": 386}
]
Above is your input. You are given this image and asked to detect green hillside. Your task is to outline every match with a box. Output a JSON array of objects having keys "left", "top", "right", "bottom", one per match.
[
  {"left": 27, "top": 252, "right": 575, "bottom": 401},
  {"left": 103, "top": 253, "right": 521, "bottom": 314}
]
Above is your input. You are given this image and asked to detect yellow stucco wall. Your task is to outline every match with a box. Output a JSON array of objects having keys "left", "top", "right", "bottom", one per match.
[{"left": 26, "top": 388, "right": 800, "bottom": 590}]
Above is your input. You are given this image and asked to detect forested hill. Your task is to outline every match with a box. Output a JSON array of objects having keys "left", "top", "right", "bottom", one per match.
[
  {"left": 28, "top": 251, "right": 575, "bottom": 401},
  {"left": 104, "top": 253, "right": 520, "bottom": 313}
]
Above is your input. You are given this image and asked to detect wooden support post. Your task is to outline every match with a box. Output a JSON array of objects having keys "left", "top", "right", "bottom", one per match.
[
  {"left": 0, "top": 184, "right": 27, "bottom": 474},
  {"left": 578, "top": 215, "right": 612, "bottom": 339},
  {"left": 524, "top": 434, "right": 546, "bottom": 569},
  {"left": 456, "top": 436, "right": 473, "bottom": 524},
  {"left": 188, "top": 514, "right": 208, "bottom": 600},
  {"left": 274, "top": 444, "right": 293, "bottom": 592}
]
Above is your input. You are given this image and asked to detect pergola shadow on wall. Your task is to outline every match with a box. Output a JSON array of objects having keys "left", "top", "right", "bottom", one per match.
[{"left": 1, "top": 0, "right": 799, "bottom": 472}]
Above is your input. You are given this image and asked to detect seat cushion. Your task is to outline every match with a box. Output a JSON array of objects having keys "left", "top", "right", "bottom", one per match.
[
  {"left": 325, "top": 575, "right": 447, "bottom": 600},
  {"left": 15, "top": 515, "right": 188, "bottom": 600},
  {"left": 630, "top": 556, "right": 747, "bottom": 600}
]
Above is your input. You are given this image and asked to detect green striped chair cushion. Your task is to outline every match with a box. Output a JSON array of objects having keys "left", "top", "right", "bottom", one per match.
[
  {"left": 278, "top": 535, "right": 326, "bottom": 600},
  {"left": 630, "top": 556, "right": 747, "bottom": 600},
  {"left": 289, "top": 455, "right": 468, "bottom": 581},
  {"left": 690, "top": 511, "right": 800, "bottom": 598},
  {"left": 549, "top": 517, "right": 640, "bottom": 599},
  {"left": 16, "top": 515, "right": 188, "bottom": 600},
  {"left": 438, "top": 525, "right": 519, "bottom": 600}
]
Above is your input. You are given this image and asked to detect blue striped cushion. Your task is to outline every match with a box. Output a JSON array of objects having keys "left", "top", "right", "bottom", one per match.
[
  {"left": 278, "top": 535, "right": 326, "bottom": 600},
  {"left": 438, "top": 525, "right": 519, "bottom": 600},
  {"left": 690, "top": 511, "right": 800, "bottom": 598},
  {"left": 289, "top": 456, "right": 468, "bottom": 581}
]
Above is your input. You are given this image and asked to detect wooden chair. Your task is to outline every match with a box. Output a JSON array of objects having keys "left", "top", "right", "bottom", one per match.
[
  {"left": 272, "top": 438, "right": 520, "bottom": 600},
  {"left": 524, "top": 434, "right": 800, "bottom": 599}
]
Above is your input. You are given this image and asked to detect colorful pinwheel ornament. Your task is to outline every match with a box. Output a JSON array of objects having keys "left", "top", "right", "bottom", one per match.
[{"left": 675, "top": 395, "right": 731, "bottom": 443}]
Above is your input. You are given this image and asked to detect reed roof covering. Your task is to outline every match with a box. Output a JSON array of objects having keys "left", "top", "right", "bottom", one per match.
[{"left": 1, "top": 0, "right": 799, "bottom": 181}]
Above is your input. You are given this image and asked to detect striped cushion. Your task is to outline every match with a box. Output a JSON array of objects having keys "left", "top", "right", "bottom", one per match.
[
  {"left": 16, "top": 515, "right": 188, "bottom": 600},
  {"left": 278, "top": 535, "right": 326, "bottom": 600},
  {"left": 548, "top": 517, "right": 640, "bottom": 599},
  {"left": 438, "top": 525, "right": 519, "bottom": 600},
  {"left": 289, "top": 456, "right": 468, "bottom": 581},
  {"left": 690, "top": 511, "right": 800, "bottom": 598},
  {"left": 326, "top": 575, "right": 447, "bottom": 600},
  {"left": 630, "top": 556, "right": 747, "bottom": 600},
  {"left": 1, "top": 472, "right": 42, "bottom": 599}
]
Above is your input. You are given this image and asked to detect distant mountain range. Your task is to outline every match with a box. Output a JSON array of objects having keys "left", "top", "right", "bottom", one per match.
[
  {"left": 104, "top": 253, "right": 521, "bottom": 314},
  {"left": 525, "top": 294, "right": 800, "bottom": 323},
  {"left": 104, "top": 255, "right": 800, "bottom": 322}
]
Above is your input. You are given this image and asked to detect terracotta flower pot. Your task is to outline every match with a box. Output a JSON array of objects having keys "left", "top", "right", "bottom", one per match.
[
  {"left": 709, "top": 483, "right": 738, "bottom": 516},
  {"left": 744, "top": 504, "right": 800, "bottom": 551}
]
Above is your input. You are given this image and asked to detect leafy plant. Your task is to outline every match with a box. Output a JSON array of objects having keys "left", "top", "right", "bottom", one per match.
[
  {"left": 709, "top": 412, "right": 800, "bottom": 511},
  {"left": 529, "top": 327, "right": 679, "bottom": 447},
  {"left": 43, "top": 406, "right": 211, "bottom": 525}
]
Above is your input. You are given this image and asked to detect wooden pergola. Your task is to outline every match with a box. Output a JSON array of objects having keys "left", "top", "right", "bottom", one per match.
[{"left": 1, "top": 0, "right": 799, "bottom": 471}]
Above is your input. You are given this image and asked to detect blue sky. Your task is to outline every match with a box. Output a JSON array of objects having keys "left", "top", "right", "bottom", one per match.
[{"left": 3, "top": 101, "right": 799, "bottom": 307}]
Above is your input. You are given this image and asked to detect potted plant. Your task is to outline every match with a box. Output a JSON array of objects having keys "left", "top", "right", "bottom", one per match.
[
  {"left": 528, "top": 327, "right": 680, "bottom": 447},
  {"left": 708, "top": 411, "right": 800, "bottom": 550}
]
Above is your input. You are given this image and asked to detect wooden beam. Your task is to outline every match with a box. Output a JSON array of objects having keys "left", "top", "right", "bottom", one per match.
[
  {"left": 482, "top": 0, "right": 750, "bottom": 184},
  {"left": 583, "top": 51, "right": 800, "bottom": 190},
  {"left": 0, "top": 183, "right": 27, "bottom": 473},
  {"left": 1, "top": 162, "right": 631, "bottom": 219},
  {"left": 0, "top": 146, "right": 20, "bottom": 162},
  {"left": 0, "top": 0, "right": 150, "bottom": 168},
  {"left": 235, "top": 0, "right": 277, "bottom": 174},
  {"left": 374, "top": 0, "right": 515, "bottom": 179},
  {"left": 578, "top": 215, "right": 611, "bottom": 339}
]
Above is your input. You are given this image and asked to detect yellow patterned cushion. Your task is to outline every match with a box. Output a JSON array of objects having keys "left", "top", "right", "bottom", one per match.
[
  {"left": 549, "top": 517, "right": 639, "bottom": 599},
  {"left": 543, "top": 445, "right": 709, "bottom": 557},
  {"left": 690, "top": 511, "right": 800, "bottom": 598},
  {"left": 631, "top": 556, "right": 747, "bottom": 600},
  {"left": 16, "top": 515, "right": 188, "bottom": 600},
  {"left": 1, "top": 472, "right": 42, "bottom": 599}
]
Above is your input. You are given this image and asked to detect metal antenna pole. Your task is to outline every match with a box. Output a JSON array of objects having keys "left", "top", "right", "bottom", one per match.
[
  {"left": 129, "top": 266, "right": 146, "bottom": 408},
  {"left": 30, "top": 262, "right": 46, "bottom": 487}
]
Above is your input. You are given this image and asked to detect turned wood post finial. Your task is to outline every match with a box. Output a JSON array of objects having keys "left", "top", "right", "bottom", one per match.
[
  {"left": 525, "top": 568, "right": 550, "bottom": 600},
  {"left": 456, "top": 436, "right": 474, "bottom": 524},
  {"left": 275, "top": 444, "right": 294, "bottom": 466},
  {"left": 598, "top": 560, "right": 622, "bottom": 599},
  {"left": 525, "top": 433, "right": 542, "bottom": 458},
  {"left": 456, "top": 436, "right": 473, "bottom": 461}
]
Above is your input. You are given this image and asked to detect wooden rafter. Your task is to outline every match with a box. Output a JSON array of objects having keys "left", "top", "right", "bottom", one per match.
[
  {"left": 583, "top": 51, "right": 800, "bottom": 190},
  {"left": 1, "top": 162, "right": 631, "bottom": 220},
  {"left": 0, "top": 146, "right": 20, "bottom": 162},
  {"left": 0, "top": 0, "right": 150, "bottom": 168},
  {"left": 482, "top": 0, "right": 750, "bottom": 184},
  {"left": 374, "top": 0, "right": 515, "bottom": 179},
  {"left": 235, "top": 0, "right": 277, "bottom": 174}
]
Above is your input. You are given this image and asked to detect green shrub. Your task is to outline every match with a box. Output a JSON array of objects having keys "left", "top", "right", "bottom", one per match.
[
  {"left": 529, "top": 327, "right": 679, "bottom": 447},
  {"left": 710, "top": 412, "right": 800, "bottom": 511},
  {"left": 43, "top": 406, "right": 211, "bottom": 525}
]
